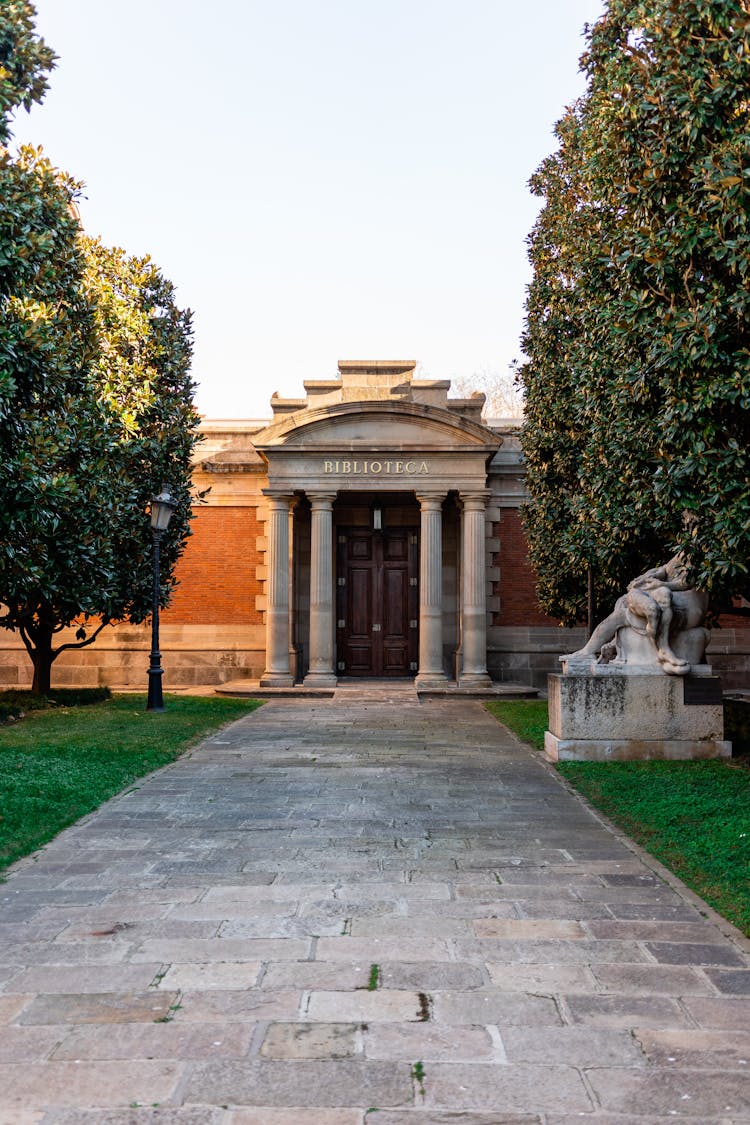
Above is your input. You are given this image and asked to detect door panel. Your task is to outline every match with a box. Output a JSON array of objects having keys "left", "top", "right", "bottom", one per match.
[{"left": 337, "top": 527, "right": 418, "bottom": 677}]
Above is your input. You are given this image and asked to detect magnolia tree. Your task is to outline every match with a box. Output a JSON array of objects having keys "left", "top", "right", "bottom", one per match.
[
  {"left": 520, "top": 0, "right": 750, "bottom": 624},
  {"left": 0, "top": 2, "right": 201, "bottom": 692}
]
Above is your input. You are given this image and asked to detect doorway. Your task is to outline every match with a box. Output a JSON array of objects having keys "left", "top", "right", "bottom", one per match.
[{"left": 336, "top": 527, "right": 419, "bottom": 676}]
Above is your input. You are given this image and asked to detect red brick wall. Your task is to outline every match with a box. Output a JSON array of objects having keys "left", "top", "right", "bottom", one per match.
[
  {"left": 163, "top": 507, "right": 263, "bottom": 625},
  {"left": 494, "top": 508, "right": 558, "bottom": 627}
]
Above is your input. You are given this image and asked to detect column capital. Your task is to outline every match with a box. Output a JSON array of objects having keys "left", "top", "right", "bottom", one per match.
[
  {"left": 262, "top": 489, "right": 294, "bottom": 507},
  {"left": 459, "top": 490, "right": 491, "bottom": 511},
  {"left": 306, "top": 491, "right": 337, "bottom": 509},
  {"left": 415, "top": 492, "right": 447, "bottom": 510}
]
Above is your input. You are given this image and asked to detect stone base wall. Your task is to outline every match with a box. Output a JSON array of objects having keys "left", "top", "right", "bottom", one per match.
[{"left": 0, "top": 624, "right": 266, "bottom": 690}]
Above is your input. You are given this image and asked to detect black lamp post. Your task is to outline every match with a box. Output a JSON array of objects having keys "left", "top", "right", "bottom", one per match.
[{"left": 146, "top": 484, "right": 178, "bottom": 712}]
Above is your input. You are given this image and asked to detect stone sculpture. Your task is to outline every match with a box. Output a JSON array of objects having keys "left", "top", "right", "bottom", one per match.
[{"left": 564, "top": 552, "right": 709, "bottom": 676}]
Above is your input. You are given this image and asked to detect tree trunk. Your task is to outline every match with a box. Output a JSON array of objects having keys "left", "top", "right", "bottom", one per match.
[{"left": 30, "top": 627, "right": 54, "bottom": 695}]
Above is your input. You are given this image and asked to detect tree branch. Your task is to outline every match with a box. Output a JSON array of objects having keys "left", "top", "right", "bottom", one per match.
[{"left": 53, "top": 619, "right": 112, "bottom": 658}]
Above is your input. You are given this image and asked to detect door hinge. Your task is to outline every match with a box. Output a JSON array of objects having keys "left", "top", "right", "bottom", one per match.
[
  {"left": 410, "top": 661, "right": 418, "bottom": 671},
  {"left": 338, "top": 535, "right": 346, "bottom": 543},
  {"left": 410, "top": 534, "right": 417, "bottom": 545},
  {"left": 337, "top": 577, "right": 346, "bottom": 586},
  {"left": 410, "top": 577, "right": 418, "bottom": 587},
  {"left": 409, "top": 619, "right": 418, "bottom": 629},
  {"left": 337, "top": 661, "right": 345, "bottom": 671},
  {"left": 337, "top": 619, "right": 345, "bottom": 629}
]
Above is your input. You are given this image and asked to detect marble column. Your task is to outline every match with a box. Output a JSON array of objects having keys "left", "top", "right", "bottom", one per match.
[
  {"left": 459, "top": 491, "right": 492, "bottom": 687},
  {"left": 303, "top": 491, "right": 338, "bottom": 687},
  {"left": 415, "top": 493, "right": 448, "bottom": 688},
  {"left": 260, "top": 491, "right": 294, "bottom": 687}
]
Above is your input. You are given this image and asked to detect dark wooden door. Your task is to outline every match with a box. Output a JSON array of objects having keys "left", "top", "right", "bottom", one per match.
[{"left": 336, "top": 528, "right": 418, "bottom": 676}]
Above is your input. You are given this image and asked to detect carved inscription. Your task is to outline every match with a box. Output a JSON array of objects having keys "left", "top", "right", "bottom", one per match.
[{"left": 324, "top": 460, "right": 429, "bottom": 476}]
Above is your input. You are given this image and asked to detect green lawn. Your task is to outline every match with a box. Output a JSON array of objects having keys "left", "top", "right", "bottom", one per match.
[
  {"left": 486, "top": 698, "right": 750, "bottom": 936},
  {"left": 0, "top": 693, "right": 261, "bottom": 873}
]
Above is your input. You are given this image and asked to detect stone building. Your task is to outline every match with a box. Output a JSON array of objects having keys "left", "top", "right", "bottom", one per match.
[{"left": 1, "top": 361, "right": 747, "bottom": 691}]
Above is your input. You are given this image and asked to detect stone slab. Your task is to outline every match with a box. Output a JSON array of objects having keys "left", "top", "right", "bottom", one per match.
[{"left": 546, "top": 731, "right": 732, "bottom": 762}]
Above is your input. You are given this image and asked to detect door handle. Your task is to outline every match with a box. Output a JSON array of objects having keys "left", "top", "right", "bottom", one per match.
[{"left": 372, "top": 624, "right": 381, "bottom": 632}]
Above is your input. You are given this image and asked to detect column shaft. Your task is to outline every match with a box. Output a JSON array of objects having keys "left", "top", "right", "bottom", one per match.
[
  {"left": 415, "top": 494, "right": 448, "bottom": 687},
  {"left": 459, "top": 492, "right": 492, "bottom": 686},
  {"left": 304, "top": 492, "right": 338, "bottom": 687},
  {"left": 260, "top": 492, "right": 294, "bottom": 687}
]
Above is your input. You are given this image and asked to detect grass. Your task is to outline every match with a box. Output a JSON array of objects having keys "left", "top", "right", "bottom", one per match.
[
  {"left": 0, "top": 693, "right": 262, "bottom": 873},
  {"left": 485, "top": 699, "right": 548, "bottom": 751},
  {"left": 486, "top": 698, "right": 750, "bottom": 937}
]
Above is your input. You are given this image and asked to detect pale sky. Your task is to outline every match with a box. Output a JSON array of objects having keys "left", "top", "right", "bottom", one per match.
[{"left": 13, "top": 0, "right": 605, "bottom": 419}]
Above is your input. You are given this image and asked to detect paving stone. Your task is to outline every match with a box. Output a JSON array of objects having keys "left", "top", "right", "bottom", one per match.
[
  {"left": 172, "top": 989, "right": 302, "bottom": 1022},
  {"left": 584, "top": 919, "right": 728, "bottom": 942},
  {"left": 184, "top": 1059, "right": 413, "bottom": 1106},
  {"left": 45, "top": 1111, "right": 226, "bottom": 1124},
  {"left": 500, "top": 1025, "right": 645, "bottom": 1065},
  {"left": 591, "top": 963, "right": 714, "bottom": 994},
  {"left": 0, "top": 1026, "right": 67, "bottom": 1061},
  {"left": 634, "top": 1029, "right": 750, "bottom": 1068},
  {"left": 644, "top": 941, "right": 747, "bottom": 967},
  {"left": 365, "top": 1022, "right": 494, "bottom": 1060},
  {"left": 453, "top": 938, "right": 648, "bottom": 964},
  {"left": 260, "top": 1022, "right": 360, "bottom": 1059},
  {"left": 7, "top": 964, "right": 164, "bottom": 994},
  {"left": 421, "top": 1061, "right": 592, "bottom": 1112},
  {"left": 227, "top": 1111, "right": 362, "bottom": 1124},
  {"left": 362, "top": 1114, "right": 541, "bottom": 1124},
  {"left": 306, "top": 989, "right": 427, "bottom": 1022},
  {"left": 0, "top": 993, "right": 32, "bottom": 1024},
  {"left": 156, "top": 961, "right": 262, "bottom": 990},
  {"left": 131, "top": 937, "right": 311, "bottom": 962},
  {"left": 0, "top": 1060, "right": 183, "bottom": 1112},
  {"left": 472, "top": 919, "right": 586, "bottom": 939},
  {"left": 486, "top": 963, "right": 597, "bottom": 993},
  {"left": 563, "top": 994, "right": 691, "bottom": 1028},
  {"left": 18, "top": 991, "right": 181, "bottom": 1025},
  {"left": 52, "top": 1021, "right": 256, "bottom": 1060},
  {"left": 431, "top": 989, "right": 562, "bottom": 1026},
  {"left": 681, "top": 996, "right": 750, "bottom": 1029},
  {"left": 703, "top": 969, "right": 750, "bottom": 994},
  {"left": 261, "top": 961, "right": 372, "bottom": 990},
  {"left": 379, "top": 962, "right": 485, "bottom": 991},
  {"left": 585, "top": 1066, "right": 750, "bottom": 1116},
  {"left": 316, "top": 936, "right": 451, "bottom": 961}
]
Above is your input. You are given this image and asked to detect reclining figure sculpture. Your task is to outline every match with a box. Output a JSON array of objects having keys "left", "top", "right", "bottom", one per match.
[{"left": 565, "top": 553, "right": 709, "bottom": 676}]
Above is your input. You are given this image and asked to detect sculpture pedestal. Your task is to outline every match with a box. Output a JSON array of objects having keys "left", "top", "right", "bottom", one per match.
[{"left": 545, "top": 673, "right": 731, "bottom": 762}]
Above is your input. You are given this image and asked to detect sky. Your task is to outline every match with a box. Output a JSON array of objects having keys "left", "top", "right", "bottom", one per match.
[{"left": 13, "top": 0, "right": 606, "bottom": 419}]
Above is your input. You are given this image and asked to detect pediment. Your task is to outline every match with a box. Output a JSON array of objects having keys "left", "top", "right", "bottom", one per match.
[{"left": 254, "top": 400, "right": 501, "bottom": 453}]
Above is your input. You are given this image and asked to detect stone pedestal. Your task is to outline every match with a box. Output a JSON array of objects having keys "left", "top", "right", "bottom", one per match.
[{"left": 545, "top": 673, "right": 731, "bottom": 762}]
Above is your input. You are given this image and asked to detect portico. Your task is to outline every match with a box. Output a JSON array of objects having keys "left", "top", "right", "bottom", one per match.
[{"left": 253, "top": 362, "right": 501, "bottom": 689}]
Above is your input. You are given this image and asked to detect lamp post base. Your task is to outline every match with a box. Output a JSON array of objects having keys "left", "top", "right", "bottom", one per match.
[{"left": 146, "top": 665, "right": 165, "bottom": 712}]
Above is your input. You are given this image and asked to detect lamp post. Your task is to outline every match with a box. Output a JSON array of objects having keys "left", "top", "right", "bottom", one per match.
[{"left": 146, "top": 484, "right": 178, "bottom": 712}]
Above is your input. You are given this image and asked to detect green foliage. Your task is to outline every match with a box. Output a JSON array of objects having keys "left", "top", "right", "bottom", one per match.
[
  {"left": 0, "top": 3, "right": 202, "bottom": 693},
  {"left": 0, "top": 0, "right": 55, "bottom": 144},
  {"left": 484, "top": 700, "right": 549, "bottom": 751},
  {"left": 0, "top": 686, "right": 110, "bottom": 724},
  {"left": 558, "top": 759, "right": 750, "bottom": 936},
  {"left": 520, "top": 0, "right": 750, "bottom": 623},
  {"left": 0, "top": 694, "right": 262, "bottom": 870}
]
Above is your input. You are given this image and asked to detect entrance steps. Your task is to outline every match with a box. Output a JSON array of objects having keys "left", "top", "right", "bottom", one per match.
[{"left": 216, "top": 677, "right": 538, "bottom": 701}]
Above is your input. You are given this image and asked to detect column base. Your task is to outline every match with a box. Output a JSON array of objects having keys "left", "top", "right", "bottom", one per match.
[
  {"left": 260, "top": 672, "right": 295, "bottom": 688},
  {"left": 415, "top": 672, "right": 449, "bottom": 690},
  {"left": 303, "top": 672, "right": 338, "bottom": 688},
  {"left": 458, "top": 671, "right": 493, "bottom": 688}
]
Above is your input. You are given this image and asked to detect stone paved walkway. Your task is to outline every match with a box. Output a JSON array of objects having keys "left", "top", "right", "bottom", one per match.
[{"left": 1, "top": 691, "right": 749, "bottom": 1124}]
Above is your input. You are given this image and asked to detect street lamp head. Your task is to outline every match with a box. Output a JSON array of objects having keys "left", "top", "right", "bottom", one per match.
[{"left": 150, "top": 484, "right": 178, "bottom": 532}]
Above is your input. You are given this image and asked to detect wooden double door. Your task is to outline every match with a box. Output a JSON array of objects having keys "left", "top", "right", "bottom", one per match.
[{"left": 336, "top": 527, "right": 419, "bottom": 677}]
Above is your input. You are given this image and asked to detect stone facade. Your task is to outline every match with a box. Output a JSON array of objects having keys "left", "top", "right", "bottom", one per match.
[{"left": 1, "top": 360, "right": 748, "bottom": 691}]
